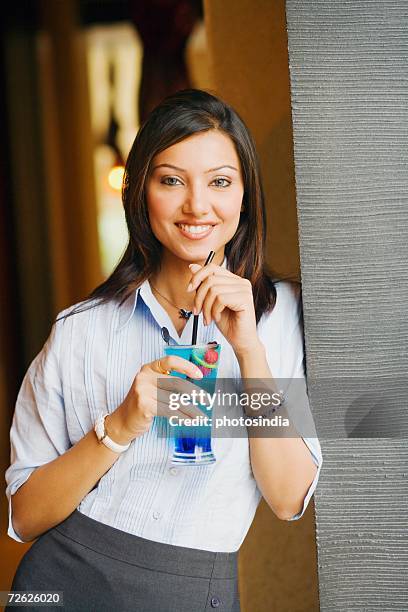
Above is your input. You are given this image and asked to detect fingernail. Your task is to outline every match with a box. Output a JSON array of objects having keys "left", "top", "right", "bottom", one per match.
[
  {"left": 187, "top": 283, "right": 193, "bottom": 292},
  {"left": 195, "top": 369, "right": 203, "bottom": 377},
  {"left": 193, "top": 307, "right": 198, "bottom": 315}
]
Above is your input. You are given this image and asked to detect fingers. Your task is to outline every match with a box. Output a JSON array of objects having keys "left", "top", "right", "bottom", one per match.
[
  {"left": 144, "top": 357, "right": 211, "bottom": 420},
  {"left": 208, "top": 286, "right": 251, "bottom": 322},
  {"left": 156, "top": 387, "right": 206, "bottom": 418},
  {"left": 129, "top": 356, "right": 212, "bottom": 432},
  {"left": 138, "top": 389, "right": 206, "bottom": 422},
  {"left": 211, "top": 299, "right": 226, "bottom": 324},
  {"left": 187, "top": 263, "right": 251, "bottom": 325},
  {"left": 202, "top": 286, "right": 244, "bottom": 325},
  {"left": 187, "top": 262, "right": 232, "bottom": 292},
  {"left": 157, "top": 376, "right": 207, "bottom": 397},
  {"left": 195, "top": 279, "right": 242, "bottom": 319},
  {"left": 199, "top": 285, "right": 247, "bottom": 325},
  {"left": 141, "top": 385, "right": 209, "bottom": 421},
  {"left": 135, "top": 396, "right": 208, "bottom": 425},
  {"left": 149, "top": 355, "right": 203, "bottom": 380}
]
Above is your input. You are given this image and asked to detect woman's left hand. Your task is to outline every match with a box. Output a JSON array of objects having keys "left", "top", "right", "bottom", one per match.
[{"left": 187, "top": 262, "right": 260, "bottom": 356}]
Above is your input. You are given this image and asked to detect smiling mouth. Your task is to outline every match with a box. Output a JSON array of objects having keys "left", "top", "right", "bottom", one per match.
[{"left": 175, "top": 223, "right": 216, "bottom": 239}]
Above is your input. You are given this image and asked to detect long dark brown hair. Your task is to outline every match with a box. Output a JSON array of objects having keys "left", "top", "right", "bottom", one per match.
[{"left": 57, "top": 88, "right": 285, "bottom": 326}]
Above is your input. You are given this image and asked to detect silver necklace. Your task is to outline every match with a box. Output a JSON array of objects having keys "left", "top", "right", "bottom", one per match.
[{"left": 150, "top": 283, "right": 193, "bottom": 320}]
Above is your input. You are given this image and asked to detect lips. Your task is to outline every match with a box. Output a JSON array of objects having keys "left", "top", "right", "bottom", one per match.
[{"left": 175, "top": 223, "right": 215, "bottom": 240}]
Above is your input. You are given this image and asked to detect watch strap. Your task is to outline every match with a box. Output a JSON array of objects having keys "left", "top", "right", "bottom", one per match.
[{"left": 94, "top": 413, "right": 131, "bottom": 454}]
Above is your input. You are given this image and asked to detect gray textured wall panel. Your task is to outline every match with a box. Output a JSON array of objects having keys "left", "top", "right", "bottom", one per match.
[{"left": 285, "top": 1, "right": 408, "bottom": 610}]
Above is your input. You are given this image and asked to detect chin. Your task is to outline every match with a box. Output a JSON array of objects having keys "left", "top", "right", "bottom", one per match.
[
  {"left": 181, "top": 251, "right": 214, "bottom": 263},
  {"left": 166, "top": 247, "right": 219, "bottom": 264}
]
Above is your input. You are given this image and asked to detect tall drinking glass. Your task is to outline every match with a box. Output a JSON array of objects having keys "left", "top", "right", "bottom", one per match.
[{"left": 164, "top": 342, "right": 221, "bottom": 465}]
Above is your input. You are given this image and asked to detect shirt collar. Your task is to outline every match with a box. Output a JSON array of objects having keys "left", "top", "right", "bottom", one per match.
[{"left": 116, "top": 255, "right": 228, "bottom": 332}]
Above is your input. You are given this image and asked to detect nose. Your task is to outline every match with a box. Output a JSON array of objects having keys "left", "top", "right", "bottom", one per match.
[{"left": 182, "top": 185, "right": 212, "bottom": 218}]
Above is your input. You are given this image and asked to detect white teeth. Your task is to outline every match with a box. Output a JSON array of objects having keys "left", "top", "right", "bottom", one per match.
[{"left": 178, "top": 224, "right": 212, "bottom": 234}]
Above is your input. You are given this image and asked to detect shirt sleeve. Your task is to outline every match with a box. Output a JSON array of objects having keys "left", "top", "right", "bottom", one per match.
[
  {"left": 5, "top": 312, "right": 71, "bottom": 542},
  {"left": 266, "top": 281, "right": 323, "bottom": 522}
]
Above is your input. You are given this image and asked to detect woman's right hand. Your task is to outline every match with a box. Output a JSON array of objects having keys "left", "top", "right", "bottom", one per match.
[{"left": 110, "top": 356, "right": 207, "bottom": 442}]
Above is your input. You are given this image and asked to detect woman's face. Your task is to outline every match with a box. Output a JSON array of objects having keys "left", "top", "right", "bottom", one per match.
[{"left": 145, "top": 130, "right": 244, "bottom": 264}]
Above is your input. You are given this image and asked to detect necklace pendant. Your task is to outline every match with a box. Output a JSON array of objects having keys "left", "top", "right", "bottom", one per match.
[{"left": 179, "top": 308, "right": 192, "bottom": 320}]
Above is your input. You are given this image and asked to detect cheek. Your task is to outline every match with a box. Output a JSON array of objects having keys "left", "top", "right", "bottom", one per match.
[
  {"left": 222, "top": 192, "right": 244, "bottom": 221},
  {"left": 220, "top": 191, "right": 244, "bottom": 236},
  {"left": 147, "top": 190, "right": 176, "bottom": 225}
]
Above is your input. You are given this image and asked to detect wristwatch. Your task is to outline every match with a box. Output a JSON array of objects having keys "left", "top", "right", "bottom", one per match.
[{"left": 94, "top": 413, "right": 131, "bottom": 454}]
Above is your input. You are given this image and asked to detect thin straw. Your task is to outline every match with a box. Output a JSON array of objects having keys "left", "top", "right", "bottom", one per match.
[{"left": 191, "top": 250, "right": 215, "bottom": 345}]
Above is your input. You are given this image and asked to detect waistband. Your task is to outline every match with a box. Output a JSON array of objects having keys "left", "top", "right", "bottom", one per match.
[{"left": 54, "top": 510, "right": 238, "bottom": 580}]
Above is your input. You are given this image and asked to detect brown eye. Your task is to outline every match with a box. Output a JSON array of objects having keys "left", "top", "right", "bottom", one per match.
[
  {"left": 212, "top": 178, "right": 231, "bottom": 188},
  {"left": 161, "top": 177, "right": 182, "bottom": 186}
]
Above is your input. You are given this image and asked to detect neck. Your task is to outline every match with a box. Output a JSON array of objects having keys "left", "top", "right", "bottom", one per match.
[{"left": 150, "top": 249, "right": 225, "bottom": 310}]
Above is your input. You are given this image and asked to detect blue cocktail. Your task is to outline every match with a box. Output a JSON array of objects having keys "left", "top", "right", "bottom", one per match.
[{"left": 164, "top": 342, "right": 221, "bottom": 465}]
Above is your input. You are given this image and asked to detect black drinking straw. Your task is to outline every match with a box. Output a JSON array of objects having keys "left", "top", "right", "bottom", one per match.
[{"left": 191, "top": 250, "right": 215, "bottom": 345}]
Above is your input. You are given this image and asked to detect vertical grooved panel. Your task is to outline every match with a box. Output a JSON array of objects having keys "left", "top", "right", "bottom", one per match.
[{"left": 285, "top": 1, "right": 408, "bottom": 610}]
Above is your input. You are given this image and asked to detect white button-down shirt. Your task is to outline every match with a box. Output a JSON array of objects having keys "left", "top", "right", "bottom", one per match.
[{"left": 6, "top": 257, "right": 323, "bottom": 551}]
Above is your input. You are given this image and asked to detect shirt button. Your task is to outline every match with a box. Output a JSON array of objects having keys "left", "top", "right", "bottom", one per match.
[
  {"left": 169, "top": 467, "right": 178, "bottom": 476},
  {"left": 211, "top": 596, "right": 221, "bottom": 608},
  {"left": 152, "top": 511, "right": 161, "bottom": 520}
]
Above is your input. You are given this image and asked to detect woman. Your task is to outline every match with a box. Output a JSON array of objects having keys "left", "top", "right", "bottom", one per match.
[{"left": 5, "top": 88, "right": 322, "bottom": 611}]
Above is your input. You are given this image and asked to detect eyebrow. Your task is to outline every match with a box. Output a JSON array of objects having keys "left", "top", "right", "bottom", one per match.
[{"left": 151, "top": 163, "right": 239, "bottom": 173}]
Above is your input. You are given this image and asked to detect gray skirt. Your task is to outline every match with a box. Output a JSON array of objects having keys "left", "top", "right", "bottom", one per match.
[{"left": 8, "top": 509, "right": 240, "bottom": 612}]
